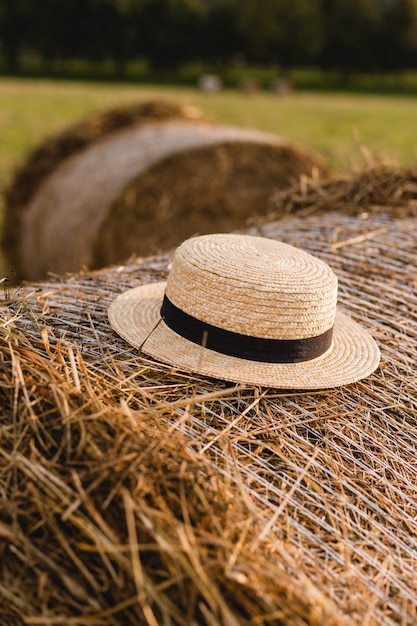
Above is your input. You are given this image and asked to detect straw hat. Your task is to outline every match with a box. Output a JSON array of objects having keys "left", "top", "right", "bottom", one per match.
[{"left": 108, "top": 233, "right": 380, "bottom": 389}]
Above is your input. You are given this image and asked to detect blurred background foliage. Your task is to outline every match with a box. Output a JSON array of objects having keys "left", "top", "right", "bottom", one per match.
[{"left": 1, "top": 0, "right": 417, "bottom": 86}]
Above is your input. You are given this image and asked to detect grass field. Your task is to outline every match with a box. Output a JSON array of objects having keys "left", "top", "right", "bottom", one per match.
[{"left": 2, "top": 77, "right": 417, "bottom": 190}]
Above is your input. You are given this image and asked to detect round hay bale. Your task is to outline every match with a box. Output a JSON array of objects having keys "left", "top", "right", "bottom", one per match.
[
  {"left": 92, "top": 136, "right": 327, "bottom": 271},
  {"left": 5, "top": 116, "right": 330, "bottom": 282},
  {"left": 3, "top": 99, "right": 203, "bottom": 282},
  {"left": 1, "top": 206, "right": 417, "bottom": 624}
]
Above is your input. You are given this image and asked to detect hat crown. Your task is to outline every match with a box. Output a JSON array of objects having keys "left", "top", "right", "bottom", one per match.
[{"left": 166, "top": 234, "right": 337, "bottom": 340}]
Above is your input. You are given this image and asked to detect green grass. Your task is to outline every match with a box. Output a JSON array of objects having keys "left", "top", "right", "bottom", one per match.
[{"left": 1, "top": 77, "right": 417, "bottom": 196}]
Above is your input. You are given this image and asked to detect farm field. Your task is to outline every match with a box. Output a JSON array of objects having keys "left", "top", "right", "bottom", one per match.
[
  {"left": 0, "top": 77, "right": 417, "bottom": 276},
  {"left": 1, "top": 77, "right": 417, "bottom": 190}
]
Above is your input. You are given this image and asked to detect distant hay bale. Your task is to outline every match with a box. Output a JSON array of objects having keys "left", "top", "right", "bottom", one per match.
[
  {"left": 238, "top": 78, "right": 260, "bottom": 94},
  {"left": 3, "top": 108, "right": 330, "bottom": 282},
  {"left": 1, "top": 203, "right": 417, "bottom": 624},
  {"left": 3, "top": 99, "right": 204, "bottom": 281},
  {"left": 5, "top": 98, "right": 201, "bottom": 223},
  {"left": 91, "top": 132, "right": 328, "bottom": 272},
  {"left": 270, "top": 78, "right": 292, "bottom": 95},
  {"left": 198, "top": 74, "right": 223, "bottom": 92}
]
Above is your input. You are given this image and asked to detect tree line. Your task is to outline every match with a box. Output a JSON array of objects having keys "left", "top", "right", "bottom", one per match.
[{"left": 1, "top": 0, "right": 417, "bottom": 76}]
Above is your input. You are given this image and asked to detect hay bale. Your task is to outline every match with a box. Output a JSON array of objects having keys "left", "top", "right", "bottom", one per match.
[
  {"left": 3, "top": 99, "right": 203, "bottom": 282},
  {"left": 1, "top": 204, "right": 417, "bottom": 624},
  {"left": 198, "top": 74, "right": 223, "bottom": 92},
  {"left": 4, "top": 113, "right": 330, "bottom": 282},
  {"left": 4, "top": 99, "right": 201, "bottom": 222},
  {"left": 92, "top": 136, "right": 327, "bottom": 271}
]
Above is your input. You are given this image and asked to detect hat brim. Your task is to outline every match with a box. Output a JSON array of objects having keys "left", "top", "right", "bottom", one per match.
[{"left": 108, "top": 282, "right": 380, "bottom": 389}]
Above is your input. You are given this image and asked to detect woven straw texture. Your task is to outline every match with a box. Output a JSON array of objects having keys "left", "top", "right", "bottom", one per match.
[
  {"left": 108, "top": 234, "right": 380, "bottom": 389},
  {"left": 5, "top": 113, "right": 329, "bottom": 282},
  {"left": 1, "top": 206, "right": 416, "bottom": 625}
]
